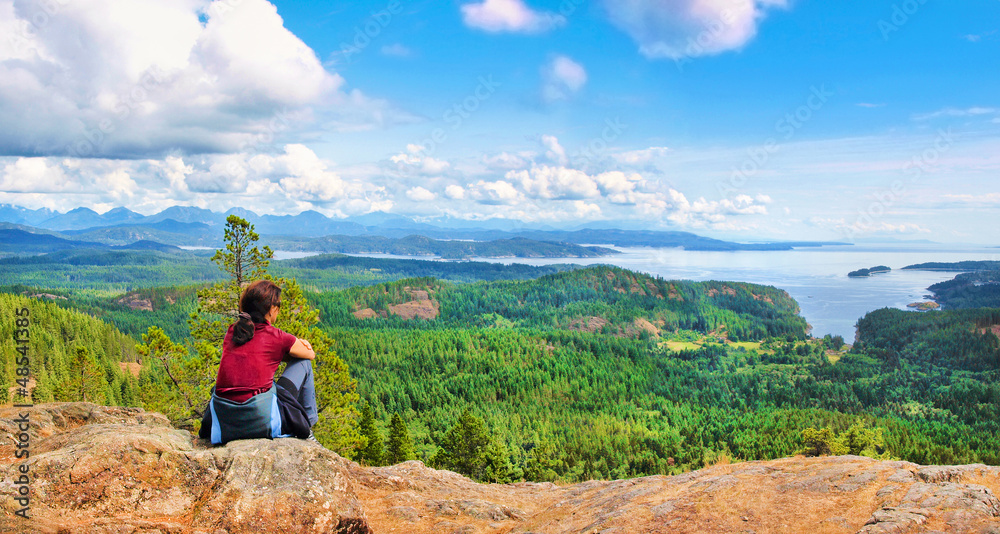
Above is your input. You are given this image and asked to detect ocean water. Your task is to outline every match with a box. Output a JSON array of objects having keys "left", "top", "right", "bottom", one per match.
[{"left": 314, "top": 245, "right": 1000, "bottom": 341}]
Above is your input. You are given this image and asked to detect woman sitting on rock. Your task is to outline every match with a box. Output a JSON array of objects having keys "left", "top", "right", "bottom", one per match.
[{"left": 199, "top": 279, "right": 319, "bottom": 445}]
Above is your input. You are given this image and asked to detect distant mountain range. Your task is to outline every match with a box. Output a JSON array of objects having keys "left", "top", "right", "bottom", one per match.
[
  {"left": 0, "top": 228, "right": 182, "bottom": 254},
  {"left": 0, "top": 203, "right": 849, "bottom": 256}
]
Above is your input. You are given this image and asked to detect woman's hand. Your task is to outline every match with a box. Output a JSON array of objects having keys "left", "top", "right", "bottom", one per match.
[{"left": 289, "top": 337, "right": 316, "bottom": 360}]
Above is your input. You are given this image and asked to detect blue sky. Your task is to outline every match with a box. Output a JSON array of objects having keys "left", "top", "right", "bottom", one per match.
[{"left": 0, "top": 0, "right": 997, "bottom": 242}]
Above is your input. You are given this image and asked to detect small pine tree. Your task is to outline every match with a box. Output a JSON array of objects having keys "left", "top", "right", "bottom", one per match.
[
  {"left": 386, "top": 413, "right": 415, "bottom": 465},
  {"left": 431, "top": 409, "right": 492, "bottom": 480},
  {"left": 62, "top": 347, "right": 105, "bottom": 404},
  {"left": 482, "top": 438, "right": 515, "bottom": 484},
  {"left": 431, "top": 409, "right": 491, "bottom": 480},
  {"left": 356, "top": 402, "right": 385, "bottom": 466},
  {"left": 524, "top": 436, "right": 562, "bottom": 482},
  {"left": 136, "top": 326, "right": 199, "bottom": 425}
]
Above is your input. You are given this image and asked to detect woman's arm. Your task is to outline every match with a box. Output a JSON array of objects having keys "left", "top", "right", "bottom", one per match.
[{"left": 287, "top": 337, "right": 316, "bottom": 360}]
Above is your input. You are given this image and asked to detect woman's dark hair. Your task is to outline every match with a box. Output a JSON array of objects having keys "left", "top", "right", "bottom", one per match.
[{"left": 232, "top": 280, "right": 282, "bottom": 346}]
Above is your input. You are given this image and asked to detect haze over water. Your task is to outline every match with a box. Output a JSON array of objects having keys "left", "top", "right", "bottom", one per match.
[{"left": 322, "top": 245, "right": 999, "bottom": 341}]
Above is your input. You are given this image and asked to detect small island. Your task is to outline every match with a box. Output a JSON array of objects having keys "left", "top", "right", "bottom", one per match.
[
  {"left": 848, "top": 265, "right": 891, "bottom": 277},
  {"left": 907, "top": 301, "right": 940, "bottom": 311}
]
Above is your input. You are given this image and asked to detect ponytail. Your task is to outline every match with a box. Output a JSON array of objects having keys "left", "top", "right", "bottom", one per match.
[
  {"left": 232, "top": 312, "right": 256, "bottom": 347},
  {"left": 231, "top": 280, "right": 283, "bottom": 347}
]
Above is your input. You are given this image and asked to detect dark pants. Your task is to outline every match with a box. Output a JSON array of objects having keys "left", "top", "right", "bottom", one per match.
[{"left": 280, "top": 358, "right": 318, "bottom": 427}]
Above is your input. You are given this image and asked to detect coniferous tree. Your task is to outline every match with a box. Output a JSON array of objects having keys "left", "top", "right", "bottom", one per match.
[
  {"left": 432, "top": 409, "right": 491, "bottom": 480},
  {"left": 356, "top": 401, "right": 385, "bottom": 466},
  {"left": 136, "top": 326, "right": 199, "bottom": 425},
  {"left": 386, "top": 412, "right": 415, "bottom": 464},
  {"left": 61, "top": 347, "right": 105, "bottom": 404},
  {"left": 524, "top": 436, "right": 562, "bottom": 482},
  {"left": 482, "top": 437, "right": 515, "bottom": 484}
]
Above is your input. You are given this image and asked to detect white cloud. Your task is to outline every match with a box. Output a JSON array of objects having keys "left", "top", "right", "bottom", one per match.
[
  {"left": 603, "top": 0, "right": 788, "bottom": 60},
  {"left": 963, "top": 31, "right": 996, "bottom": 43},
  {"left": 0, "top": 0, "right": 396, "bottom": 158},
  {"left": 507, "top": 166, "right": 601, "bottom": 200},
  {"left": 103, "top": 169, "right": 138, "bottom": 201},
  {"left": 406, "top": 186, "right": 436, "bottom": 202},
  {"left": 461, "top": 0, "right": 565, "bottom": 34},
  {"left": 656, "top": 189, "right": 768, "bottom": 227},
  {"left": 276, "top": 144, "right": 347, "bottom": 201},
  {"left": 943, "top": 193, "right": 1000, "bottom": 205},
  {"left": 389, "top": 144, "right": 452, "bottom": 175},
  {"left": 0, "top": 143, "right": 395, "bottom": 217},
  {"left": 476, "top": 162, "right": 769, "bottom": 228},
  {"left": 913, "top": 107, "right": 998, "bottom": 121},
  {"left": 541, "top": 135, "right": 568, "bottom": 165},
  {"left": 0, "top": 157, "right": 138, "bottom": 200},
  {"left": 572, "top": 200, "right": 602, "bottom": 219},
  {"left": 541, "top": 55, "right": 587, "bottom": 102},
  {"left": 482, "top": 151, "right": 531, "bottom": 170},
  {"left": 469, "top": 180, "right": 523, "bottom": 205},
  {"left": 445, "top": 185, "right": 467, "bottom": 200},
  {"left": 0, "top": 158, "right": 70, "bottom": 192}
]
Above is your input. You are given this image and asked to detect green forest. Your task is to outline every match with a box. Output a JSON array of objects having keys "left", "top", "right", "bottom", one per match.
[{"left": 3, "top": 220, "right": 1000, "bottom": 484}]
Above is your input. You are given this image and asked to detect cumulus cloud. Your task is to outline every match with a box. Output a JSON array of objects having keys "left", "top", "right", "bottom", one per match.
[
  {"left": 461, "top": 0, "right": 565, "bottom": 33},
  {"left": 0, "top": 0, "right": 396, "bottom": 158},
  {"left": 276, "top": 144, "right": 347, "bottom": 202},
  {"left": 482, "top": 151, "right": 531, "bottom": 170},
  {"left": 468, "top": 180, "right": 523, "bottom": 205},
  {"left": 613, "top": 147, "right": 672, "bottom": 166},
  {"left": 572, "top": 200, "right": 602, "bottom": 219},
  {"left": 507, "top": 166, "right": 600, "bottom": 200},
  {"left": 0, "top": 157, "right": 138, "bottom": 201},
  {"left": 0, "top": 158, "right": 71, "bottom": 193},
  {"left": 0, "top": 144, "right": 392, "bottom": 217},
  {"left": 541, "top": 135, "right": 568, "bottom": 165},
  {"left": 406, "top": 186, "right": 436, "bottom": 202},
  {"left": 541, "top": 55, "right": 587, "bottom": 102},
  {"left": 468, "top": 161, "right": 770, "bottom": 227},
  {"left": 445, "top": 185, "right": 467, "bottom": 200},
  {"left": 390, "top": 144, "right": 452, "bottom": 175},
  {"left": 603, "top": 0, "right": 788, "bottom": 60}
]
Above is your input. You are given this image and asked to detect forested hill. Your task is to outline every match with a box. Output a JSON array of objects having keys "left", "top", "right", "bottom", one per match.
[
  {"left": 903, "top": 261, "right": 1000, "bottom": 271},
  {"left": 263, "top": 234, "right": 618, "bottom": 259},
  {"left": 0, "top": 293, "right": 139, "bottom": 406},
  {"left": 311, "top": 265, "right": 808, "bottom": 341},
  {"left": 903, "top": 261, "right": 1000, "bottom": 309}
]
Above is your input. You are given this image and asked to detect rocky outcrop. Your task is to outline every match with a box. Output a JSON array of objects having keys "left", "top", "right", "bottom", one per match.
[
  {"left": 0, "top": 404, "right": 369, "bottom": 534},
  {"left": 3, "top": 403, "right": 1000, "bottom": 533}
]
